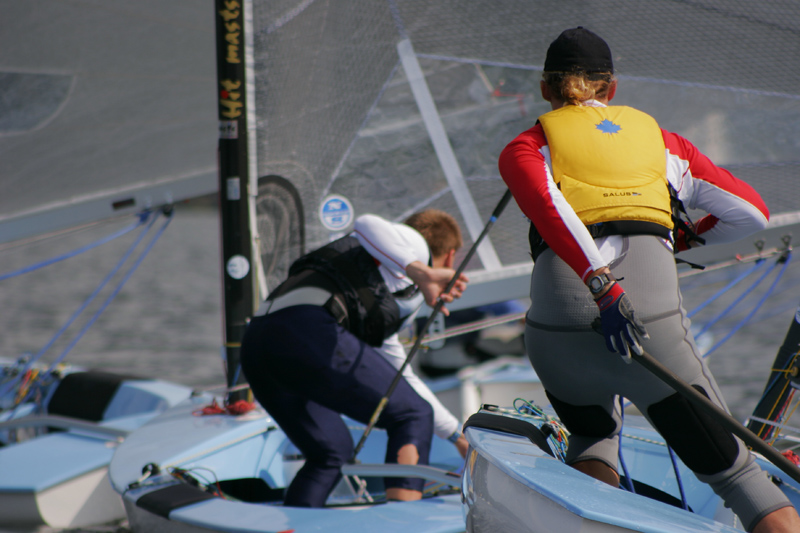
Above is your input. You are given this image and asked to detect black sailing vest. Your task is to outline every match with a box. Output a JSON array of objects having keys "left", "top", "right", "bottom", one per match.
[{"left": 270, "top": 236, "right": 403, "bottom": 347}]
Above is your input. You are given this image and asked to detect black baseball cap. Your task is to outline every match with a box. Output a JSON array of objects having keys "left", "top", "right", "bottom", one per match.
[{"left": 543, "top": 27, "right": 613, "bottom": 74}]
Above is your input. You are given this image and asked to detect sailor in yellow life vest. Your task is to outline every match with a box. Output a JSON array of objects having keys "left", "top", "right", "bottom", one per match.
[{"left": 499, "top": 27, "right": 800, "bottom": 533}]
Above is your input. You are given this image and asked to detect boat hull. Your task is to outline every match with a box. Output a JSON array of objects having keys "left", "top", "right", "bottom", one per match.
[
  {"left": 462, "top": 412, "right": 752, "bottom": 533},
  {"left": 0, "top": 364, "right": 193, "bottom": 528},
  {"left": 0, "top": 467, "right": 123, "bottom": 529},
  {"left": 122, "top": 481, "right": 464, "bottom": 533},
  {"left": 110, "top": 395, "right": 467, "bottom": 532}
]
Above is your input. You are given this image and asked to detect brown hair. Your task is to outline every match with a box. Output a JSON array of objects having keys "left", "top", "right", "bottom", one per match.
[
  {"left": 542, "top": 71, "right": 615, "bottom": 106},
  {"left": 404, "top": 209, "right": 463, "bottom": 258}
]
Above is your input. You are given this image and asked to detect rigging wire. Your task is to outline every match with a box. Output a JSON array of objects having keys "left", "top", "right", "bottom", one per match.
[
  {"left": 0, "top": 213, "right": 149, "bottom": 282},
  {"left": 2, "top": 209, "right": 173, "bottom": 409},
  {"left": 0, "top": 211, "right": 160, "bottom": 400},
  {"left": 43, "top": 210, "right": 174, "bottom": 376},
  {"left": 694, "top": 257, "right": 782, "bottom": 339},
  {"left": 702, "top": 252, "right": 791, "bottom": 359},
  {"left": 687, "top": 259, "right": 766, "bottom": 318}
]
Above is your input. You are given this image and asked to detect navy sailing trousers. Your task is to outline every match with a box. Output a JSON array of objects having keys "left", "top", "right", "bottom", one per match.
[{"left": 240, "top": 305, "right": 433, "bottom": 507}]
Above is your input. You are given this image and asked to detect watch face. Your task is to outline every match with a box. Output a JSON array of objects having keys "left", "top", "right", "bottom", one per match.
[{"left": 590, "top": 276, "right": 605, "bottom": 292}]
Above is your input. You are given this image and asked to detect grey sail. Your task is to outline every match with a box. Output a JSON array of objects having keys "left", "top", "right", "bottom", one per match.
[
  {"left": 248, "top": 0, "right": 800, "bottom": 306},
  {"left": 0, "top": 2, "right": 219, "bottom": 244}
]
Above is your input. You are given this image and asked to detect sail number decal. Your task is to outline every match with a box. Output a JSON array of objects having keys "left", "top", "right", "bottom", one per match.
[{"left": 319, "top": 195, "right": 354, "bottom": 231}]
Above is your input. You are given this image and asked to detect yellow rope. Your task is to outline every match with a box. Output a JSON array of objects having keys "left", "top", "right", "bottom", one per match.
[
  {"left": 13, "top": 369, "right": 39, "bottom": 407},
  {"left": 758, "top": 353, "right": 800, "bottom": 439},
  {"left": 760, "top": 378, "right": 791, "bottom": 438},
  {"left": 770, "top": 391, "right": 800, "bottom": 446}
]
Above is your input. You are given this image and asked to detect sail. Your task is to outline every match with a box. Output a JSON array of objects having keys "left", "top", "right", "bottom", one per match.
[
  {"left": 0, "top": 2, "right": 219, "bottom": 244},
  {"left": 248, "top": 0, "right": 800, "bottom": 307}
]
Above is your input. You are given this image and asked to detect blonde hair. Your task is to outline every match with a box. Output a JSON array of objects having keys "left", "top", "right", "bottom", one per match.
[
  {"left": 404, "top": 209, "right": 463, "bottom": 258},
  {"left": 543, "top": 71, "right": 615, "bottom": 106}
]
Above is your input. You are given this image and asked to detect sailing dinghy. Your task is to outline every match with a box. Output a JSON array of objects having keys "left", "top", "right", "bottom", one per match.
[
  {"left": 462, "top": 404, "right": 800, "bottom": 532},
  {"left": 108, "top": 0, "right": 800, "bottom": 532},
  {"left": 0, "top": 360, "right": 192, "bottom": 528}
]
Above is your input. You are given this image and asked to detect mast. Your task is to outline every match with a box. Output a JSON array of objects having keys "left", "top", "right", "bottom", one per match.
[{"left": 214, "top": 0, "right": 255, "bottom": 403}]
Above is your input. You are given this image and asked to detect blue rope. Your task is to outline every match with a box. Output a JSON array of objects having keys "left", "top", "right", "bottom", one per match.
[
  {"left": 687, "top": 259, "right": 766, "bottom": 318},
  {"left": 667, "top": 445, "right": 690, "bottom": 511},
  {"left": 2, "top": 211, "right": 167, "bottom": 403},
  {"left": 702, "top": 253, "right": 791, "bottom": 359},
  {"left": 20, "top": 210, "right": 172, "bottom": 403},
  {"left": 13, "top": 211, "right": 174, "bottom": 408},
  {"left": 620, "top": 399, "right": 689, "bottom": 509},
  {"left": 41, "top": 212, "right": 174, "bottom": 380},
  {"left": 617, "top": 397, "right": 636, "bottom": 493},
  {"left": 0, "top": 213, "right": 149, "bottom": 282},
  {"left": 694, "top": 259, "right": 780, "bottom": 339}
]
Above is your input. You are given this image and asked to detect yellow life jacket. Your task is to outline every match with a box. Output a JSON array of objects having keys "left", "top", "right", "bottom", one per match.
[{"left": 538, "top": 105, "right": 673, "bottom": 229}]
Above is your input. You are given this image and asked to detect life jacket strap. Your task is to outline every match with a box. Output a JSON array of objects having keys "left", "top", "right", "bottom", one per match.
[{"left": 529, "top": 220, "right": 671, "bottom": 261}]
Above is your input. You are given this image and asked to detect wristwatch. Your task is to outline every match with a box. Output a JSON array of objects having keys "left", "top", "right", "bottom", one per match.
[{"left": 588, "top": 273, "right": 612, "bottom": 295}]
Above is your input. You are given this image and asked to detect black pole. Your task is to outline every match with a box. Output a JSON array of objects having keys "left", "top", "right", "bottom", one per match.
[
  {"left": 352, "top": 189, "right": 513, "bottom": 459},
  {"left": 214, "top": 0, "right": 254, "bottom": 403},
  {"left": 633, "top": 349, "right": 800, "bottom": 485},
  {"left": 747, "top": 304, "right": 800, "bottom": 440}
]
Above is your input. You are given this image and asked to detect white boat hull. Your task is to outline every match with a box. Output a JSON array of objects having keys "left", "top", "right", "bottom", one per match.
[
  {"left": 0, "top": 467, "right": 124, "bottom": 529},
  {"left": 0, "top": 364, "right": 193, "bottom": 529},
  {"left": 461, "top": 411, "right": 763, "bottom": 533},
  {"left": 109, "top": 395, "right": 467, "bottom": 533}
]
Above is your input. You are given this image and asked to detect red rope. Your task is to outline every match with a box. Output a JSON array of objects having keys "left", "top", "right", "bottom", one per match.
[
  {"left": 782, "top": 450, "right": 800, "bottom": 466},
  {"left": 193, "top": 398, "right": 256, "bottom": 416}
]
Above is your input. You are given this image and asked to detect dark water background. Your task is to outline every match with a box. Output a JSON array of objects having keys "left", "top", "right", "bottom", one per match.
[{"left": 2, "top": 200, "right": 800, "bottom": 533}]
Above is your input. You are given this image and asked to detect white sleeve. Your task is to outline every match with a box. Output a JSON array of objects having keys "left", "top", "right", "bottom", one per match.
[
  {"left": 353, "top": 214, "right": 430, "bottom": 281},
  {"left": 379, "top": 334, "right": 461, "bottom": 440}
]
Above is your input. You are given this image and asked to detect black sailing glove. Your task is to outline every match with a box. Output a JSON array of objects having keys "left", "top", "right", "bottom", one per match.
[{"left": 595, "top": 282, "right": 649, "bottom": 359}]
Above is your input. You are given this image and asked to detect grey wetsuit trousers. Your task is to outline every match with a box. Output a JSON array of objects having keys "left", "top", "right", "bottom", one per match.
[{"left": 525, "top": 235, "right": 790, "bottom": 530}]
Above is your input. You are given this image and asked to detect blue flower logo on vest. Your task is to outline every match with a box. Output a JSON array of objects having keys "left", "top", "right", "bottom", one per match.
[{"left": 596, "top": 119, "right": 621, "bottom": 134}]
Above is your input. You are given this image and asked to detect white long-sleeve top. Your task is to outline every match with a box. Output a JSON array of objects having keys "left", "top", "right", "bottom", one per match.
[{"left": 352, "top": 214, "right": 461, "bottom": 440}]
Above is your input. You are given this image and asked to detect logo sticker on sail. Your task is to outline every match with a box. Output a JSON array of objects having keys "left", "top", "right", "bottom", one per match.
[
  {"left": 319, "top": 195, "right": 354, "bottom": 231},
  {"left": 226, "top": 254, "right": 250, "bottom": 280}
]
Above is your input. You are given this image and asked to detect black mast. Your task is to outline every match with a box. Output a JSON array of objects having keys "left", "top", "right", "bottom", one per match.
[{"left": 214, "top": 0, "right": 254, "bottom": 403}]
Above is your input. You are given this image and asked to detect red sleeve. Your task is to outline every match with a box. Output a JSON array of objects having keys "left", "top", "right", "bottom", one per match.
[
  {"left": 499, "top": 124, "right": 600, "bottom": 281},
  {"left": 662, "top": 130, "right": 769, "bottom": 244}
]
